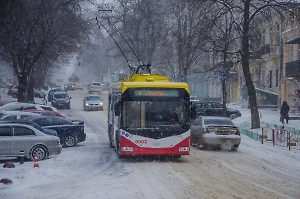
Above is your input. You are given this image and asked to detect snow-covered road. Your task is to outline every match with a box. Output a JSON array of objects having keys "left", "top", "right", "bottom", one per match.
[{"left": 1, "top": 89, "right": 299, "bottom": 199}]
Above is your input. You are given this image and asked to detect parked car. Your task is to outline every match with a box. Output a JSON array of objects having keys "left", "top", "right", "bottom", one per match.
[
  {"left": 34, "top": 89, "right": 47, "bottom": 98},
  {"left": 88, "top": 82, "right": 102, "bottom": 94},
  {"left": 25, "top": 115, "right": 86, "bottom": 147},
  {"left": 0, "top": 123, "right": 62, "bottom": 161},
  {"left": 0, "top": 111, "right": 40, "bottom": 120},
  {"left": 83, "top": 94, "right": 103, "bottom": 111},
  {"left": 191, "top": 101, "right": 242, "bottom": 120},
  {"left": 64, "top": 83, "right": 74, "bottom": 91},
  {"left": 0, "top": 102, "right": 44, "bottom": 111},
  {"left": 50, "top": 91, "right": 71, "bottom": 109},
  {"left": 0, "top": 119, "right": 58, "bottom": 136},
  {"left": 190, "top": 116, "right": 241, "bottom": 151},
  {"left": 0, "top": 102, "right": 57, "bottom": 112},
  {"left": 7, "top": 85, "right": 18, "bottom": 98},
  {"left": 38, "top": 104, "right": 58, "bottom": 112},
  {"left": 22, "top": 110, "right": 65, "bottom": 118},
  {"left": 74, "top": 83, "right": 84, "bottom": 90}
]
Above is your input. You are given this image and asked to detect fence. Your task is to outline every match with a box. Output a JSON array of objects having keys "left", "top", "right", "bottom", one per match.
[{"left": 238, "top": 121, "right": 300, "bottom": 150}]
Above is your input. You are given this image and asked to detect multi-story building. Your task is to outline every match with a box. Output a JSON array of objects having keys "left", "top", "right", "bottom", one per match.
[
  {"left": 281, "top": 11, "right": 300, "bottom": 113},
  {"left": 234, "top": 8, "right": 300, "bottom": 112}
]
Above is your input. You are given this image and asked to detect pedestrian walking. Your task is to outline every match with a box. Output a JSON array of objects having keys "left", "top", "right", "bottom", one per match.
[{"left": 280, "top": 101, "right": 290, "bottom": 124}]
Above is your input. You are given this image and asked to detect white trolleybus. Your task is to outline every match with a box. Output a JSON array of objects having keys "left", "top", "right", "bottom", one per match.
[{"left": 107, "top": 73, "right": 191, "bottom": 158}]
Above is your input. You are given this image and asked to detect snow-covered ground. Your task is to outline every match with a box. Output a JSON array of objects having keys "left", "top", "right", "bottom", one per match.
[{"left": 1, "top": 91, "right": 299, "bottom": 199}]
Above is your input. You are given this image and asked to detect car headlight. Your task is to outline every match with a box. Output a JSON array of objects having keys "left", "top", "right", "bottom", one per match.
[
  {"left": 85, "top": 103, "right": 89, "bottom": 106},
  {"left": 100, "top": 102, "right": 103, "bottom": 105},
  {"left": 66, "top": 99, "right": 70, "bottom": 103}
]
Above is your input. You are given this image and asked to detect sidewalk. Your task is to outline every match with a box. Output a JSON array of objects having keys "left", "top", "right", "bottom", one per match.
[
  {"left": 229, "top": 103, "right": 300, "bottom": 131},
  {"left": 0, "top": 87, "right": 44, "bottom": 106},
  {"left": 0, "top": 88, "right": 16, "bottom": 106}
]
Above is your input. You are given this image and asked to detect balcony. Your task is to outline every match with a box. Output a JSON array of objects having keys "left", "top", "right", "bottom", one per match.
[
  {"left": 286, "top": 60, "right": 300, "bottom": 77},
  {"left": 260, "top": 44, "right": 270, "bottom": 55},
  {"left": 260, "top": 44, "right": 280, "bottom": 58},
  {"left": 249, "top": 51, "right": 262, "bottom": 59}
]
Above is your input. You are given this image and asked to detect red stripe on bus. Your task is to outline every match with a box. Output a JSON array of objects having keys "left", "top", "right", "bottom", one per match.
[{"left": 119, "top": 136, "right": 190, "bottom": 156}]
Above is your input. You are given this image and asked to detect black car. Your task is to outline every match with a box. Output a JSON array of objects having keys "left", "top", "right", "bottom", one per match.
[
  {"left": 191, "top": 101, "right": 241, "bottom": 120},
  {"left": 64, "top": 83, "right": 74, "bottom": 91},
  {"left": 48, "top": 87, "right": 63, "bottom": 102},
  {"left": 0, "top": 119, "right": 58, "bottom": 136},
  {"left": 50, "top": 91, "right": 71, "bottom": 109},
  {"left": 25, "top": 115, "right": 86, "bottom": 147}
]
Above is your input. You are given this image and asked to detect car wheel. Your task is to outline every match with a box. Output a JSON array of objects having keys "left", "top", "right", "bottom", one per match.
[
  {"left": 109, "top": 140, "right": 114, "bottom": 148},
  {"left": 196, "top": 135, "right": 205, "bottom": 150},
  {"left": 229, "top": 114, "right": 237, "bottom": 120},
  {"left": 30, "top": 145, "right": 48, "bottom": 161},
  {"left": 116, "top": 135, "right": 124, "bottom": 158},
  {"left": 64, "top": 135, "right": 78, "bottom": 147},
  {"left": 231, "top": 145, "right": 239, "bottom": 151}
]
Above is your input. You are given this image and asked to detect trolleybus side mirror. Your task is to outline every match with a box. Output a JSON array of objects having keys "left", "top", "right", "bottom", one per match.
[{"left": 114, "top": 102, "right": 121, "bottom": 116}]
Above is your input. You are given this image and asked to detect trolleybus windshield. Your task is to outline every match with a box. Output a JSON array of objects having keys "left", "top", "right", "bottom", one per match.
[{"left": 121, "top": 88, "right": 190, "bottom": 138}]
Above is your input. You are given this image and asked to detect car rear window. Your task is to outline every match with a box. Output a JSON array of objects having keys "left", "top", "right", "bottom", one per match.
[
  {"left": 54, "top": 93, "right": 68, "bottom": 98},
  {"left": 91, "top": 83, "right": 101, "bottom": 86},
  {"left": 86, "top": 96, "right": 101, "bottom": 101},
  {"left": 204, "top": 119, "right": 234, "bottom": 126}
]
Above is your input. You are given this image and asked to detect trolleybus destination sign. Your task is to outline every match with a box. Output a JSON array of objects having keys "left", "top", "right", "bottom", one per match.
[{"left": 134, "top": 90, "right": 179, "bottom": 97}]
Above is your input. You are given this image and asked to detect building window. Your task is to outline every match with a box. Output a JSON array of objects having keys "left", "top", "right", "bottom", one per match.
[
  {"left": 269, "top": 26, "right": 273, "bottom": 45},
  {"left": 269, "top": 70, "right": 272, "bottom": 88},
  {"left": 262, "top": 70, "right": 265, "bottom": 85},
  {"left": 289, "top": 45, "right": 293, "bottom": 62},
  {"left": 298, "top": 44, "right": 300, "bottom": 60},
  {"left": 275, "top": 24, "right": 280, "bottom": 46},
  {"left": 275, "top": 68, "right": 279, "bottom": 88},
  {"left": 257, "top": 69, "right": 261, "bottom": 83},
  {"left": 261, "top": 29, "right": 266, "bottom": 46}
]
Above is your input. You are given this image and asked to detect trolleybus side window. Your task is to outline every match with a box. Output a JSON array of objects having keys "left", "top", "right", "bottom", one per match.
[{"left": 123, "top": 101, "right": 141, "bottom": 128}]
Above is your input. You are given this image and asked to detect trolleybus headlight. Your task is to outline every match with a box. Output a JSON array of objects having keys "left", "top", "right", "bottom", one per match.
[
  {"left": 179, "top": 147, "right": 189, "bottom": 152},
  {"left": 121, "top": 146, "right": 133, "bottom": 152}
]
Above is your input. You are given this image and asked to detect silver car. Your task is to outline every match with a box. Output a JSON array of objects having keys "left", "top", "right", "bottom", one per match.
[
  {"left": 74, "top": 83, "right": 84, "bottom": 90},
  {"left": 0, "top": 111, "right": 40, "bottom": 120},
  {"left": 0, "top": 102, "right": 57, "bottom": 112},
  {"left": 88, "top": 82, "right": 102, "bottom": 94},
  {"left": 0, "top": 123, "right": 62, "bottom": 160},
  {"left": 83, "top": 94, "right": 103, "bottom": 111},
  {"left": 190, "top": 116, "right": 241, "bottom": 151}
]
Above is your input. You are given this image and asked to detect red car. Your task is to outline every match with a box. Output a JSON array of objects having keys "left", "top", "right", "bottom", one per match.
[{"left": 22, "top": 110, "right": 65, "bottom": 118}]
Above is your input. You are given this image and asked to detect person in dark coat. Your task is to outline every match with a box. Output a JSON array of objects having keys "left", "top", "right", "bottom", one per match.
[{"left": 280, "top": 101, "right": 290, "bottom": 124}]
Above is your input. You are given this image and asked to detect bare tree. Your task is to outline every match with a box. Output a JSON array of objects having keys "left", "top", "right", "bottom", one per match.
[
  {"left": 213, "top": 0, "right": 299, "bottom": 128},
  {"left": 0, "top": 0, "right": 89, "bottom": 102},
  {"left": 168, "top": 0, "right": 215, "bottom": 82},
  {"left": 105, "top": 0, "right": 168, "bottom": 72},
  {"left": 207, "top": 7, "right": 241, "bottom": 117}
]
